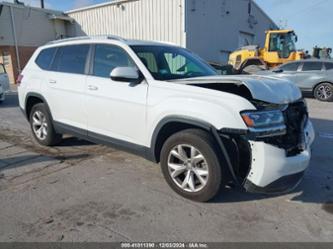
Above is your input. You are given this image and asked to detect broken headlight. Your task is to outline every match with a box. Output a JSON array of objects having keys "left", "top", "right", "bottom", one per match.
[{"left": 241, "top": 110, "right": 286, "bottom": 137}]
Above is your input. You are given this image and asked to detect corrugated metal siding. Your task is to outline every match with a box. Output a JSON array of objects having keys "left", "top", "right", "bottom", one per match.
[{"left": 68, "top": 0, "right": 185, "bottom": 46}]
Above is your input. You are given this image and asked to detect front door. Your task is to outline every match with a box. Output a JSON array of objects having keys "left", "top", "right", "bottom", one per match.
[
  {"left": 85, "top": 44, "right": 147, "bottom": 145},
  {"left": 272, "top": 62, "right": 301, "bottom": 84}
]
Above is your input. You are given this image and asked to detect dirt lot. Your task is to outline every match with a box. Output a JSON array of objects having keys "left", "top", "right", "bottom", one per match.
[{"left": 0, "top": 92, "right": 332, "bottom": 242}]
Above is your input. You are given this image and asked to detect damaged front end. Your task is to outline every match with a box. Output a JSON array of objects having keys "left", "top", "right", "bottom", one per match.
[
  {"left": 218, "top": 98, "right": 314, "bottom": 194},
  {"left": 179, "top": 75, "right": 314, "bottom": 193}
]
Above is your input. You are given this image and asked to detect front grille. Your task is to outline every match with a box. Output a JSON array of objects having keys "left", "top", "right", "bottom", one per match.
[{"left": 264, "top": 100, "right": 308, "bottom": 157}]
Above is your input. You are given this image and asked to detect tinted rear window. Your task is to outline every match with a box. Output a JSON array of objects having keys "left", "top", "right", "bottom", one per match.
[
  {"left": 35, "top": 48, "right": 57, "bottom": 70},
  {"left": 51, "top": 45, "right": 89, "bottom": 74},
  {"left": 302, "top": 62, "right": 323, "bottom": 71},
  {"left": 325, "top": 63, "right": 333, "bottom": 70},
  {"left": 280, "top": 62, "right": 300, "bottom": 71}
]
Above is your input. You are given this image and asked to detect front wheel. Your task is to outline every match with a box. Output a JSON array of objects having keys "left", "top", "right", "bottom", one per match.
[
  {"left": 314, "top": 83, "right": 333, "bottom": 102},
  {"left": 160, "top": 129, "right": 222, "bottom": 202},
  {"left": 29, "top": 103, "right": 62, "bottom": 146}
]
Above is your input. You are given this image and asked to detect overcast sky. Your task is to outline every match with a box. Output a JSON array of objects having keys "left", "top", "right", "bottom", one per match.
[{"left": 11, "top": 0, "right": 333, "bottom": 51}]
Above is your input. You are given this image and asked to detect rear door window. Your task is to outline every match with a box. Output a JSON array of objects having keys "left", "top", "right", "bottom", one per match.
[
  {"left": 51, "top": 45, "right": 89, "bottom": 74},
  {"left": 35, "top": 47, "right": 57, "bottom": 70},
  {"left": 280, "top": 62, "right": 301, "bottom": 71},
  {"left": 302, "top": 62, "right": 323, "bottom": 71},
  {"left": 324, "top": 63, "right": 333, "bottom": 71}
]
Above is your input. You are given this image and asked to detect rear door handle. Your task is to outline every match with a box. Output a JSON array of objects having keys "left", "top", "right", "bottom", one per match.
[
  {"left": 88, "top": 85, "right": 98, "bottom": 91},
  {"left": 49, "top": 80, "right": 57, "bottom": 84}
]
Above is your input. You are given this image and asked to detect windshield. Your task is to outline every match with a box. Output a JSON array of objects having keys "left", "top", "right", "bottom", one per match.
[
  {"left": 131, "top": 45, "right": 217, "bottom": 80},
  {"left": 269, "top": 32, "right": 297, "bottom": 59}
]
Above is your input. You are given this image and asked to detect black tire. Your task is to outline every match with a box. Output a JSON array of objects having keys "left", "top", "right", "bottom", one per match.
[
  {"left": 314, "top": 82, "right": 333, "bottom": 102},
  {"left": 29, "top": 103, "right": 62, "bottom": 146},
  {"left": 160, "top": 129, "right": 222, "bottom": 202}
]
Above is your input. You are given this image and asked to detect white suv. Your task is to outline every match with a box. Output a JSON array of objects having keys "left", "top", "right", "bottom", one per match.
[{"left": 18, "top": 36, "right": 315, "bottom": 202}]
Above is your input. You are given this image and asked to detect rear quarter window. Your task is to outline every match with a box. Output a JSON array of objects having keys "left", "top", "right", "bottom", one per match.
[
  {"left": 35, "top": 48, "right": 57, "bottom": 70},
  {"left": 325, "top": 63, "right": 333, "bottom": 71}
]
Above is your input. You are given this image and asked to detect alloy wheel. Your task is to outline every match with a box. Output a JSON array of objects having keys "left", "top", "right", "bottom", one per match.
[
  {"left": 32, "top": 111, "right": 48, "bottom": 140},
  {"left": 316, "top": 84, "right": 332, "bottom": 101},
  {"left": 167, "top": 144, "right": 209, "bottom": 192}
]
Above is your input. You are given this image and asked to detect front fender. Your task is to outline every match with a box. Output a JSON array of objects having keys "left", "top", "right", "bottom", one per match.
[{"left": 145, "top": 87, "right": 255, "bottom": 146}]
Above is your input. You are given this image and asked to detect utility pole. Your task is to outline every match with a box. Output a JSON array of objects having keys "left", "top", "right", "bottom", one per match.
[{"left": 41, "top": 0, "right": 44, "bottom": 8}]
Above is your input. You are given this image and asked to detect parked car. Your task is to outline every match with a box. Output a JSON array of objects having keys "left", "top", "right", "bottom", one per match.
[
  {"left": 0, "top": 63, "right": 10, "bottom": 103},
  {"left": 256, "top": 60, "right": 333, "bottom": 102},
  {"left": 18, "top": 36, "right": 314, "bottom": 202}
]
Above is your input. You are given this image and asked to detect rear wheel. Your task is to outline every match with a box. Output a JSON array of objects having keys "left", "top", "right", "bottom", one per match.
[
  {"left": 314, "top": 83, "right": 333, "bottom": 102},
  {"left": 29, "top": 103, "right": 62, "bottom": 146},
  {"left": 160, "top": 129, "right": 222, "bottom": 202}
]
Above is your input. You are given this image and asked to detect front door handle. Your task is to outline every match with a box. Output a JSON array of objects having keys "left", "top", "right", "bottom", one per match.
[
  {"left": 88, "top": 85, "right": 98, "bottom": 91},
  {"left": 49, "top": 79, "right": 57, "bottom": 84}
]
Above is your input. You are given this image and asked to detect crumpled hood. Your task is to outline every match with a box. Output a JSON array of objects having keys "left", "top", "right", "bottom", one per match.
[{"left": 169, "top": 75, "right": 302, "bottom": 104}]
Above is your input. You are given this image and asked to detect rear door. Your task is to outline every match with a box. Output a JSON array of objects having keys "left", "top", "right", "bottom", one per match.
[
  {"left": 296, "top": 61, "right": 324, "bottom": 90},
  {"left": 44, "top": 44, "right": 90, "bottom": 131},
  {"left": 0, "top": 63, "right": 10, "bottom": 92}
]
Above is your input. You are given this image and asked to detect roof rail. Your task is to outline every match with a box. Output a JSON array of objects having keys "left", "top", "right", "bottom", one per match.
[
  {"left": 107, "top": 35, "right": 127, "bottom": 42},
  {"left": 46, "top": 35, "right": 126, "bottom": 45},
  {"left": 46, "top": 36, "right": 92, "bottom": 45}
]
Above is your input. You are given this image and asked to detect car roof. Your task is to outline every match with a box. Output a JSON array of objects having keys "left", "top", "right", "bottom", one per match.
[
  {"left": 43, "top": 35, "right": 178, "bottom": 48},
  {"left": 284, "top": 59, "right": 333, "bottom": 64}
]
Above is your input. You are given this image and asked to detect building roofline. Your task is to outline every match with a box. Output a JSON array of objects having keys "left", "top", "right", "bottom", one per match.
[
  {"left": 0, "top": 1, "right": 66, "bottom": 16},
  {"left": 66, "top": 0, "right": 139, "bottom": 14}
]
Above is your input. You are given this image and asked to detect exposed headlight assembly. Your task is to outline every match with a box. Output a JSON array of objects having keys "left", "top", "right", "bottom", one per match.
[{"left": 241, "top": 110, "right": 286, "bottom": 138}]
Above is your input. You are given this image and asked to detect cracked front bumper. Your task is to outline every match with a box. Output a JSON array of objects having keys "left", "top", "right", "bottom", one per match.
[{"left": 244, "top": 120, "right": 315, "bottom": 194}]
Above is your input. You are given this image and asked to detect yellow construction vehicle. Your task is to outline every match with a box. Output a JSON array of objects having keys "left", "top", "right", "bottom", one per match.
[{"left": 228, "top": 30, "right": 305, "bottom": 73}]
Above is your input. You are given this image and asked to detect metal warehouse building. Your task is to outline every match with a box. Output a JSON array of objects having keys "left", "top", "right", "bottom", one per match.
[{"left": 67, "top": 0, "right": 278, "bottom": 64}]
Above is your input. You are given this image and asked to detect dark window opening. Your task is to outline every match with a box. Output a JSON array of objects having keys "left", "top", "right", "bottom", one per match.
[
  {"left": 302, "top": 62, "right": 323, "bottom": 71},
  {"left": 325, "top": 63, "right": 333, "bottom": 70},
  {"left": 92, "top": 44, "right": 134, "bottom": 78},
  {"left": 51, "top": 45, "right": 89, "bottom": 74},
  {"left": 280, "top": 62, "right": 301, "bottom": 72},
  {"left": 35, "top": 47, "right": 57, "bottom": 70}
]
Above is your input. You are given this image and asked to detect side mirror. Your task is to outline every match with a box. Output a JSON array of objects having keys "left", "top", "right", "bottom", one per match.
[
  {"left": 273, "top": 68, "right": 283, "bottom": 73},
  {"left": 110, "top": 67, "right": 141, "bottom": 83}
]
